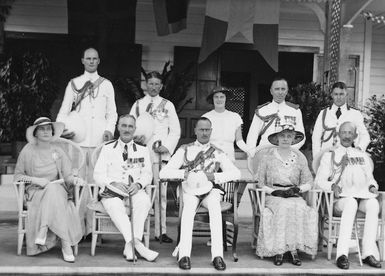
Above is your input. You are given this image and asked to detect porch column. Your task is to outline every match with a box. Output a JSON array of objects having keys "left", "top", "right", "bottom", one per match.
[{"left": 328, "top": 0, "right": 342, "bottom": 86}]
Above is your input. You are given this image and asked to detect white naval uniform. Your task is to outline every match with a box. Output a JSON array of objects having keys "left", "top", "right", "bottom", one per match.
[
  {"left": 312, "top": 104, "right": 370, "bottom": 158},
  {"left": 93, "top": 139, "right": 153, "bottom": 242},
  {"left": 203, "top": 109, "right": 243, "bottom": 162},
  {"left": 246, "top": 101, "right": 305, "bottom": 151},
  {"left": 159, "top": 141, "right": 241, "bottom": 260},
  {"left": 315, "top": 146, "right": 380, "bottom": 260},
  {"left": 130, "top": 94, "right": 181, "bottom": 237},
  {"left": 57, "top": 71, "right": 118, "bottom": 235}
]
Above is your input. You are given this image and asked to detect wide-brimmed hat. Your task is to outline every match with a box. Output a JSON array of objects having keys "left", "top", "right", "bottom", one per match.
[
  {"left": 182, "top": 171, "right": 213, "bottom": 196},
  {"left": 134, "top": 112, "right": 155, "bottom": 145},
  {"left": 206, "top": 86, "right": 233, "bottom": 104},
  {"left": 26, "top": 117, "right": 65, "bottom": 144},
  {"left": 60, "top": 111, "right": 87, "bottom": 143},
  {"left": 268, "top": 120, "right": 304, "bottom": 146}
]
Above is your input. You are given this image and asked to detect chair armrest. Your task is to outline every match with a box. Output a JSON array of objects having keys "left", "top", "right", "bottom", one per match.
[{"left": 306, "top": 189, "right": 323, "bottom": 211}]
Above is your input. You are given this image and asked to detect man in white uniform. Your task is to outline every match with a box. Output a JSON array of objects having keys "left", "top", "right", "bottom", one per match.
[
  {"left": 130, "top": 71, "right": 180, "bottom": 243},
  {"left": 246, "top": 77, "right": 305, "bottom": 156},
  {"left": 312, "top": 81, "right": 370, "bottom": 158},
  {"left": 315, "top": 121, "right": 381, "bottom": 270},
  {"left": 57, "top": 47, "right": 117, "bottom": 235},
  {"left": 93, "top": 114, "right": 159, "bottom": 262},
  {"left": 160, "top": 117, "right": 241, "bottom": 270}
]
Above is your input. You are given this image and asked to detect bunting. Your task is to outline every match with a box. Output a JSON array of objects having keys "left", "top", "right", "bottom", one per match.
[
  {"left": 198, "top": 0, "right": 280, "bottom": 71},
  {"left": 153, "top": 0, "right": 189, "bottom": 36}
]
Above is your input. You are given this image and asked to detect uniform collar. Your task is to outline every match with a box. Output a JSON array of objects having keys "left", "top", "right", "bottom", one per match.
[
  {"left": 84, "top": 71, "right": 99, "bottom": 81},
  {"left": 271, "top": 100, "right": 286, "bottom": 108},
  {"left": 145, "top": 94, "right": 161, "bottom": 102},
  {"left": 331, "top": 103, "right": 348, "bottom": 112},
  {"left": 117, "top": 138, "right": 134, "bottom": 149},
  {"left": 194, "top": 140, "right": 211, "bottom": 149}
]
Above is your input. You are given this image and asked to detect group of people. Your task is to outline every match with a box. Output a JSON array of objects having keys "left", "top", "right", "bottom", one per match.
[{"left": 13, "top": 47, "right": 382, "bottom": 271}]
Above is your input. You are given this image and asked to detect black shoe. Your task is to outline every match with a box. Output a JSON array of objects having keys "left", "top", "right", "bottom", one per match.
[
  {"left": 363, "top": 255, "right": 382, "bottom": 268},
  {"left": 212, "top": 256, "right": 226, "bottom": 271},
  {"left": 274, "top": 254, "right": 284, "bottom": 266},
  {"left": 178, "top": 256, "right": 191, "bottom": 270},
  {"left": 336, "top": 255, "right": 349, "bottom": 269},
  {"left": 80, "top": 233, "right": 92, "bottom": 243},
  {"left": 290, "top": 250, "right": 302, "bottom": 266},
  {"left": 155, "top": 234, "right": 173, "bottom": 243}
]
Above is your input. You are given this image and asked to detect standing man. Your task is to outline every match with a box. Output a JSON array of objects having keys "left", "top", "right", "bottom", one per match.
[
  {"left": 160, "top": 117, "right": 241, "bottom": 270},
  {"left": 93, "top": 114, "right": 159, "bottom": 262},
  {"left": 246, "top": 77, "right": 305, "bottom": 156},
  {"left": 130, "top": 71, "right": 181, "bottom": 243},
  {"left": 56, "top": 47, "right": 117, "bottom": 234},
  {"left": 312, "top": 81, "right": 370, "bottom": 158},
  {"left": 315, "top": 122, "right": 381, "bottom": 270}
]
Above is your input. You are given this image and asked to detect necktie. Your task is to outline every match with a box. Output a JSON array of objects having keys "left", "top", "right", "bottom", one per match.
[
  {"left": 123, "top": 144, "right": 128, "bottom": 161},
  {"left": 336, "top": 107, "right": 342, "bottom": 119}
]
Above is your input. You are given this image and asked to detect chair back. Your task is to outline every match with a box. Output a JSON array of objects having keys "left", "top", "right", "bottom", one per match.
[
  {"left": 51, "top": 138, "right": 85, "bottom": 176},
  {"left": 91, "top": 142, "right": 107, "bottom": 167}
]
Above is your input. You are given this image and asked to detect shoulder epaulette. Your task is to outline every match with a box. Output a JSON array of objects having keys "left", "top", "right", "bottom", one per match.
[
  {"left": 286, "top": 101, "right": 299, "bottom": 109},
  {"left": 347, "top": 105, "right": 359, "bottom": 111},
  {"left": 104, "top": 139, "right": 117, "bottom": 146},
  {"left": 256, "top": 102, "right": 269, "bottom": 110}
]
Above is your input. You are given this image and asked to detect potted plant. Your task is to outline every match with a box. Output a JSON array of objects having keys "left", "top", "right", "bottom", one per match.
[
  {"left": 0, "top": 51, "right": 58, "bottom": 157},
  {"left": 365, "top": 94, "right": 385, "bottom": 190},
  {"left": 287, "top": 82, "right": 332, "bottom": 151}
]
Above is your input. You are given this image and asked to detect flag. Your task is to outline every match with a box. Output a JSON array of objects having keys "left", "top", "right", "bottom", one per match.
[
  {"left": 153, "top": 0, "right": 189, "bottom": 36},
  {"left": 198, "top": 0, "right": 280, "bottom": 71}
]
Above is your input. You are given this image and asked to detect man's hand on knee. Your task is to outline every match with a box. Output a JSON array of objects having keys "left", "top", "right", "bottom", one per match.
[{"left": 126, "top": 182, "right": 141, "bottom": 196}]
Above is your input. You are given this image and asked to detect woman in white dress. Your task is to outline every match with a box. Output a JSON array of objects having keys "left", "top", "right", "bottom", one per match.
[{"left": 203, "top": 86, "right": 252, "bottom": 161}]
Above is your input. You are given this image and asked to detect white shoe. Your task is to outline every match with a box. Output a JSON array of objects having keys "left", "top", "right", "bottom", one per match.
[
  {"left": 61, "top": 240, "right": 75, "bottom": 263},
  {"left": 123, "top": 242, "right": 137, "bottom": 261},
  {"left": 134, "top": 239, "right": 159, "bottom": 262}
]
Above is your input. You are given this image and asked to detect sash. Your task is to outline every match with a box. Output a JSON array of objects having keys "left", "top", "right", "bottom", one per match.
[
  {"left": 255, "top": 109, "right": 280, "bottom": 137},
  {"left": 182, "top": 146, "right": 219, "bottom": 172},
  {"left": 70, "top": 77, "right": 105, "bottom": 111},
  {"left": 135, "top": 98, "right": 168, "bottom": 118},
  {"left": 321, "top": 108, "right": 337, "bottom": 144}
]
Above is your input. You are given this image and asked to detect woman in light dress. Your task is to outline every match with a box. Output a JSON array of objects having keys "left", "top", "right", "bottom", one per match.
[
  {"left": 254, "top": 122, "right": 317, "bottom": 266},
  {"left": 14, "top": 117, "right": 82, "bottom": 262},
  {"left": 203, "top": 86, "right": 252, "bottom": 162}
]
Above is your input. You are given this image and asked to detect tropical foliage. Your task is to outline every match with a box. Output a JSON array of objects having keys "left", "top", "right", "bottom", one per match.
[{"left": 0, "top": 52, "right": 58, "bottom": 142}]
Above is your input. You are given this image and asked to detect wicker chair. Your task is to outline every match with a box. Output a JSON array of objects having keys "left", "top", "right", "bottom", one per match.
[
  {"left": 163, "top": 178, "right": 250, "bottom": 262},
  {"left": 13, "top": 138, "right": 85, "bottom": 255},
  {"left": 319, "top": 190, "right": 385, "bottom": 261},
  {"left": 248, "top": 186, "right": 323, "bottom": 259}
]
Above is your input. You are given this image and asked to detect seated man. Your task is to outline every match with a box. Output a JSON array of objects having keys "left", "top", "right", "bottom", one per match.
[
  {"left": 315, "top": 121, "right": 381, "bottom": 269},
  {"left": 160, "top": 117, "right": 241, "bottom": 271},
  {"left": 93, "top": 114, "right": 159, "bottom": 262}
]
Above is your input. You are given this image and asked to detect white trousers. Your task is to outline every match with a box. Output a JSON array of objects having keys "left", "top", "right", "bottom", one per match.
[
  {"left": 101, "top": 190, "right": 151, "bottom": 242},
  {"left": 178, "top": 189, "right": 223, "bottom": 261},
  {"left": 334, "top": 197, "right": 380, "bottom": 259}
]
